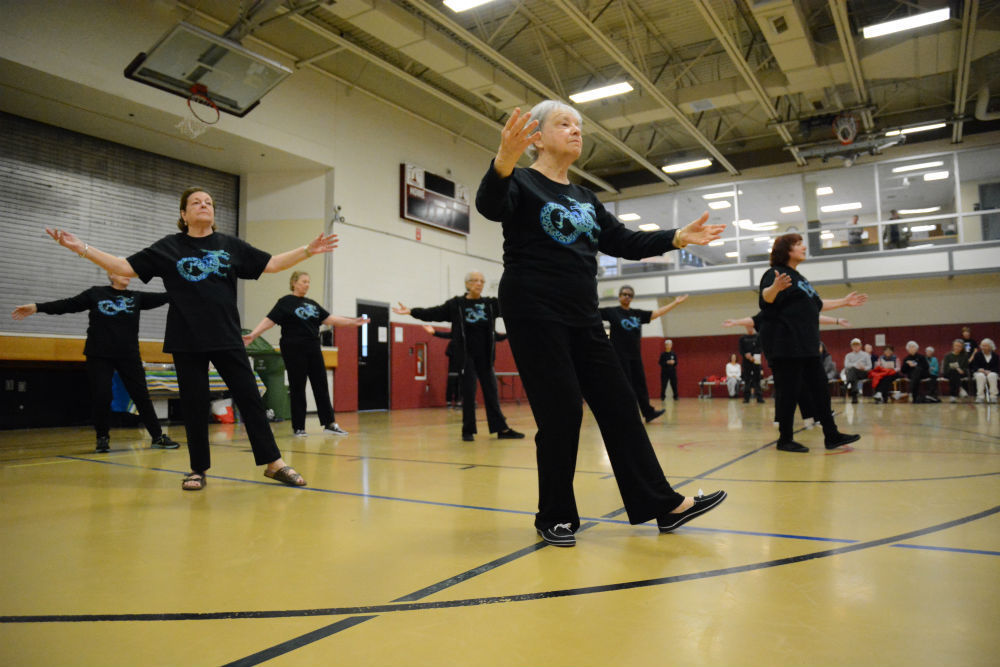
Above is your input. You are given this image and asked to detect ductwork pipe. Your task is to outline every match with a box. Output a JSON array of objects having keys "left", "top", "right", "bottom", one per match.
[{"left": 976, "top": 85, "right": 1000, "bottom": 121}]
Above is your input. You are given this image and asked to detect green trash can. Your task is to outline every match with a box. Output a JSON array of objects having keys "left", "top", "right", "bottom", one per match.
[{"left": 243, "top": 332, "right": 291, "bottom": 421}]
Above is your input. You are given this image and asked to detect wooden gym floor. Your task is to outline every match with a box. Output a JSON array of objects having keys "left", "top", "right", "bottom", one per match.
[{"left": 1, "top": 398, "right": 998, "bottom": 667}]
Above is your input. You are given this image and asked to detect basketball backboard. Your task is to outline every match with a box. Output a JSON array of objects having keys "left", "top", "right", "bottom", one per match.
[{"left": 124, "top": 22, "right": 292, "bottom": 117}]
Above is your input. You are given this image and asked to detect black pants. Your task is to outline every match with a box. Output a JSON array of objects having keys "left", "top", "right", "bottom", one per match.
[
  {"left": 844, "top": 367, "right": 867, "bottom": 396},
  {"left": 86, "top": 354, "right": 162, "bottom": 440},
  {"left": 945, "top": 369, "right": 967, "bottom": 396},
  {"left": 770, "top": 357, "right": 838, "bottom": 444},
  {"left": 445, "top": 358, "right": 461, "bottom": 405},
  {"left": 904, "top": 366, "right": 930, "bottom": 399},
  {"left": 281, "top": 342, "right": 335, "bottom": 431},
  {"left": 461, "top": 351, "right": 508, "bottom": 435},
  {"left": 659, "top": 367, "right": 677, "bottom": 399},
  {"left": 618, "top": 354, "right": 657, "bottom": 420},
  {"left": 173, "top": 348, "right": 282, "bottom": 473},
  {"left": 505, "top": 319, "right": 684, "bottom": 530},
  {"left": 741, "top": 360, "right": 762, "bottom": 399},
  {"left": 874, "top": 374, "right": 897, "bottom": 396}
]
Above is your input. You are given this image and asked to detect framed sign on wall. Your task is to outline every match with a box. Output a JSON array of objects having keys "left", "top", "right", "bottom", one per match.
[{"left": 400, "top": 163, "right": 470, "bottom": 235}]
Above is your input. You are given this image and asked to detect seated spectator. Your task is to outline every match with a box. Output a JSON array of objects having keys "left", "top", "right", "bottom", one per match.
[
  {"left": 969, "top": 338, "right": 999, "bottom": 403},
  {"left": 942, "top": 338, "right": 970, "bottom": 402},
  {"left": 843, "top": 337, "right": 871, "bottom": 404},
  {"left": 820, "top": 342, "right": 837, "bottom": 381},
  {"left": 865, "top": 343, "right": 878, "bottom": 368},
  {"left": 901, "top": 341, "right": 937, "bottom": 403},
  {"left": 870, "top": 345, "right": 899, "bottom": 403},
  {"left": 725, "top": 353, "right": 742, "bottom": 398},
  {"left": 925, "top": 346, "right": 940, "bottom": 398}
]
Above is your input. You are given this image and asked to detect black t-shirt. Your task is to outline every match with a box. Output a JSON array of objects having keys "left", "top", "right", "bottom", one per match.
[
  {"left": 461, "top": 297, "right": 491, "bottom": 355},
  {"left": 476, "top": 162, "right": 678, "bottom": 326},
  {"left": 128, "top": 232, "right": 270, "bottom": 352},
  {"left": 738, "top": 333, "right": 762, "bottom": 360},
  {"left": 757, "top": 264, "right": 823, "bottom": 360},
  {"left": 659, "top": 351, "right": 677, "bottom": 369},
  {"left": 36, "top": 286, "right": 169, "bottom": 358},
  {"left": 599, "top": 306, "right": 651, "bottom": 359},
  {"left": 267, "top": 295, "right": 331, "bottom": 345}
]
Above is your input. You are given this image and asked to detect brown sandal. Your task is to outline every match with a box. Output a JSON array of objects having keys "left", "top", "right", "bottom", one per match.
[
  {"left": 264, "top": 466, "right": 306, "bottom": 487},
  {"left": 182, "top": 472, "right": 206, "bottom": 491}
]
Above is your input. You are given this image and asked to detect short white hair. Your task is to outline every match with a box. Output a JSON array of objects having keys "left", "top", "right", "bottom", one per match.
[
  {"left": 465, "top": 271, "right": 484, "bottom": 282},
  {"left": 524, "top": 100, "right": 582, "bottom": 161},
  {"left": 925, "top": 346, "right": 934, "bottom": 354},
  {"left": 982, "top": 338, "right": 995, "bottom": 351},
  {"left": 906, "top": 340, "right": 918, "bottom": 351}
]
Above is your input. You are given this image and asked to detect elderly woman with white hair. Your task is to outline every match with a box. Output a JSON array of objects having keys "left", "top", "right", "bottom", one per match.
[
  {"left": 969, "top": 338, "right": 999, "bottom": 403},
  {"left": 475, "top": 99, "right": 728, "bottom": 547},
  {"left": 901, "top": 341, "right": 935, "bottom": 403}
]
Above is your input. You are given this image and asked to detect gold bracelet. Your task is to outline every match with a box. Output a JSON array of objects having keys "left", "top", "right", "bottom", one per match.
[
  {"left": 303, "top": 245, "right": 312, "bottom": 258},
  {"left": 672, "top": 231, "right": 686, "bottom": 249},
  {"left": 79, "top": 243, "right": 89, "bottom": 258}
]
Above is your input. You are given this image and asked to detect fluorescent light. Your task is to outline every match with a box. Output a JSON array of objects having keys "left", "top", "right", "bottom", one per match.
[
  {"left": 443, "top": 0, "right": 496, "bottom": 11},
  {"left": 753, "top": 236, "right": 770, "bottom": 243},
  {"left": 820, "top": 202, "right": 863, "bottom": 213},
  {"left": 638, "top": 223, "right": 661, "bottom": 231},
  {"left": 892, "top": 160, "right": 944, "bottom": 173},
  {"left": 708, "top": 239, "right": 725, "bottom": 247},
  {"left": 617, "top": 213, "right": 641, "bottom": 221},
  {"left": 780, "top": 205, "right": 801, "bottom": 214},
  {"left": 909, "top": 224, "right": 937, "bottom": 233},
  {"left": 702, "top": 191, "right": 736, "bottom": 200},
  {"left": 708, "top": 201, "right": 732, "bottom": 210},
  {"left": 820, "top": 231, "right": 835, "bottom": 239},
  {"left": 755, "top": 222, "right": 779, "bottom": 230},
  {"left": 897, "top": 206, "right": 941, "bottom": 215},
  {"left": 923, "top": 171, "right": 949, "bottom": 181},
  {"left": 724, "top": 251, "right": 739, "bottom": 258},
  {"left": 569, "top": 82, "right": 633, "bottom": 103},
  {"left": 816, "top": 186, "right": 833, "bottom": 196},
  {"left": 862, "top": 7, "right": 949, "bottom": 39},
  {"left": 736, "top": 219, "right": 754, "bottom": 229},
  {"left": 662, "top": 158, "right": 712, "bottom": 174},
  {"left": 885, "top": 123, "right": 948, "bottom": 137}
]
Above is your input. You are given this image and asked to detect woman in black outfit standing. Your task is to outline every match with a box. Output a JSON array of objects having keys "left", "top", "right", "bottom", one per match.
[
  {"left": 45, "top": 187, "right": 338, "bottom": 490},
  {"left": 758, "top": 233, "right": 866, "bottom": 453},
  {"left": 12, "top": 272, "right": 179, "bottom": 453},
  {"left": 475, "top": 101, "right": 727, "bottom": 547},
  {"left": 243, "top": 270, "right": 367, "bottom": 437}
]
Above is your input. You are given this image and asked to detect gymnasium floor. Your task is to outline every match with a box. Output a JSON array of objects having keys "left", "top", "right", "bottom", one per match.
[{"left": 1, "top": 397, "right": 998, "bottom": 667}]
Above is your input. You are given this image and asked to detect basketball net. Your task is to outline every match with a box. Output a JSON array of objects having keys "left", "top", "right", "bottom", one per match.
[
  {"left": 833, "top": 113, "right": 858, "bottom": 145},
  {"left": 176, "top": 115, "right": 209, "bottom": 139},
  {"left": 176, "top": 83, "right": 219, "bottom": 140}
]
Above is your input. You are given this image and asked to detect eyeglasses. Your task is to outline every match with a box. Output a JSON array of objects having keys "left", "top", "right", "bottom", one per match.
[{"left": 620, "top": 293, "right": 634, "bottom": 298}]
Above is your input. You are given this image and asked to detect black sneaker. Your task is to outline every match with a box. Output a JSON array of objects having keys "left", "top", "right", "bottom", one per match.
[
  {"left": 776, "top": 440, "right": 809, "bottom": 453},
  {"left": 497, "top": 428, "right": 525, "bottom": 439},
  {"left": 825, "top": 432, "right": 860, "bottom": 450},
  {"left": 756, "top": 396, "right": 766, "bottom": 403},
  {"left": 95, "top": 436, "right": 110, "bottom": 453},
  {"left": 151, "top": 434, "right": 180, "bottom": 449},
  {"left": 537, "top": 523, "right": 576, "bottom": 547},
  {"left": 657, "top": 490, "right": 727, "bottom": 533},
  {"left": 851, "top": 394, "right": 858, "bottom": 404},
  {"left": 462, "top": 433, "right": 475, "bottom": 442},
  {"left": 645, "top": 408, "right": 666, "bottom": 423}
]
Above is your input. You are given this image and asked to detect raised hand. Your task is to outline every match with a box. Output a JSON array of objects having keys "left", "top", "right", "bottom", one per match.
[
  {"left": 422, "top": 325, "right": 435, "bottom": 334},
  {"left": 494, "top": 107, "right": 540, "bottom": 177},
  {"left": 11, "top": 304, "right": 38, "bottom": 320},
  {"left": 392, "top": 302, "right": 411, "bottom": 316},
  {"left": 45, "top": 228, "right": 86, "bottom": 255},
  {"left": 306, "top": 232, "right": 339, "bottom": 256},
  {"left": 676, "top": 212, "right": 726, "bottom": 247},
  {"left": 772, "top": 271, "right": 792, "bottom": 292},
  {"left": 843, "top": 291, "right": 868, "bottom": 307}
]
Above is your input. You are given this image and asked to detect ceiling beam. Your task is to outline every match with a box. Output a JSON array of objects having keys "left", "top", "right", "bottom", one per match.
[
  {"left": 952, "top": 0, "right": 978, "bottom": 143},
  {"left": 406, "top": 0, "right": 678, "bottom": 186},
  {"left": 828, "top": 0, "right": 874, "bottom": 132},
  {"left": 691, "top": 0, "right": 805, "bottom": 166}
]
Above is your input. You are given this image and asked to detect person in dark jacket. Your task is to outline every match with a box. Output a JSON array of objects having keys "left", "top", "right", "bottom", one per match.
[
  {"left": 424, "top": 325, "right": 508, "bottom": 408},
  {"left": 737, "top": 324, "right": 765, "bottom": 403},
  {"left": 658, "top": 339, "right": 678, "bottom": 400},
  {"left": 901, "top": 341, "right": 935, "bottom": 403},
  {"left": 12, "top": 272, "right": 179, "bottom": 453},
  {"left": 395, "top": 271, "right": 524, "bottom": 442},
  {"left": 758, "top": 233, "right": 866, "bottom": 453},
  {"left": 474, "top": 100, "right": 727, "bottom": 546}
]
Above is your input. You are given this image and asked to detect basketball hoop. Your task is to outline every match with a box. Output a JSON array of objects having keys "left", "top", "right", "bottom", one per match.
[
  {"left": 833, "top": 113, "right": 858, "bottom": 145},
  {"left": 175, "top": 115, "right": 209, "bottom": 139},
  {"left": 187, "top": 84, "right": 220, "bottom": 125}
]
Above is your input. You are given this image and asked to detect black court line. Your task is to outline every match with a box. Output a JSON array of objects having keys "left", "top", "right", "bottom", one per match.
[
  {"left": 220, "top": 616, "right": 378, "bottom": 667},
  {"left": 3, "top": 505, "right": 995, "bottom": 625}
]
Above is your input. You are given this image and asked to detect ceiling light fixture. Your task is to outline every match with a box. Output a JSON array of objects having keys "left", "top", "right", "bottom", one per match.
[
  {"left": 820, "top": 202, "right": 863, "bottom": 213},
  {"left": 816, "top": 186, "right": 833, "bottom": 196},
  {"left": 569, "top": 82, "right": 633, "bottom": 103},
  {"left": 617, "top": 213, "right": 641, "bottom": 221},
  {"left": 909, "top": 224, "right": 937, "bottom": 233},
  {"left": 708, "top": 201, "right": 732, "bottom": 210},
  {"left": 709, "top": 240, "right": 725, "bottom": 247},
  {"left": 862, "top": 7, "right": 950, "bottom": 39},
  {"left": 820, "top": 231, "right": 835, "bottom": 239},
  {"left": 638, "top": 223, "right": 661, "bottom": 231},
  {"left": 702, "top": 191, "right": 737, "bottom": 200},
  {"left": 891, "top": 161, "right": 944, "bottom": 173},
  {"left": 779, "top": 205, "right": 801, "bottom": 214},
  {"left": 897, "top": 206, "right": 941, "bottom": 215},
  {"left": 885, "top": 123, "right": 948, "bottom": 137},
  {"left": 662, "top": 158, "right": 713, "bottom": 174},
  {"left": 923, "top": 171, "right": 950, "bottom": 181},
  {"left": 725, "top": 251, "right": 739, "bottom": 258},
  {"left": 443, "top": 0, "right": 497, "bottom": 11}
]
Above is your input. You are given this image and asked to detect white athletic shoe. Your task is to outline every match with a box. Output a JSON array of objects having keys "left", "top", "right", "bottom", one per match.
[
  {"left": 949, "top": 396, "right": 958, "bottom": 403},
  {"left": 323, "top": 423, "right": 349, "bottom": 436},
  {"left": 959, "top": 388, "right": 969, "bottom": 398},
  {"left": 293, "top": 429, "right": 308, "bottom": 437}
]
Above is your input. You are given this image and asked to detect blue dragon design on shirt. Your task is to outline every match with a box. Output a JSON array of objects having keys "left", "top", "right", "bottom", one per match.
[
  {"left": 539, "top": 196, "right": 600, "bottom": 245},
  {"left": 620, "top": 316, "right": 642, "bottom": 330},
  {"left": 176, "top": 249, "right": 231, "bottom": 282},
  {"left": 97, "top": 296, "right": 135, "bottom": 316},
  {"left": 464, "top": 304, "right": 488, "bottom": 324},
  {"left": 295, "top": 303, "right": 321, "bottom": 321},
  {"left": 796, "top": 279, "right": 817, "bottom": 298}
]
